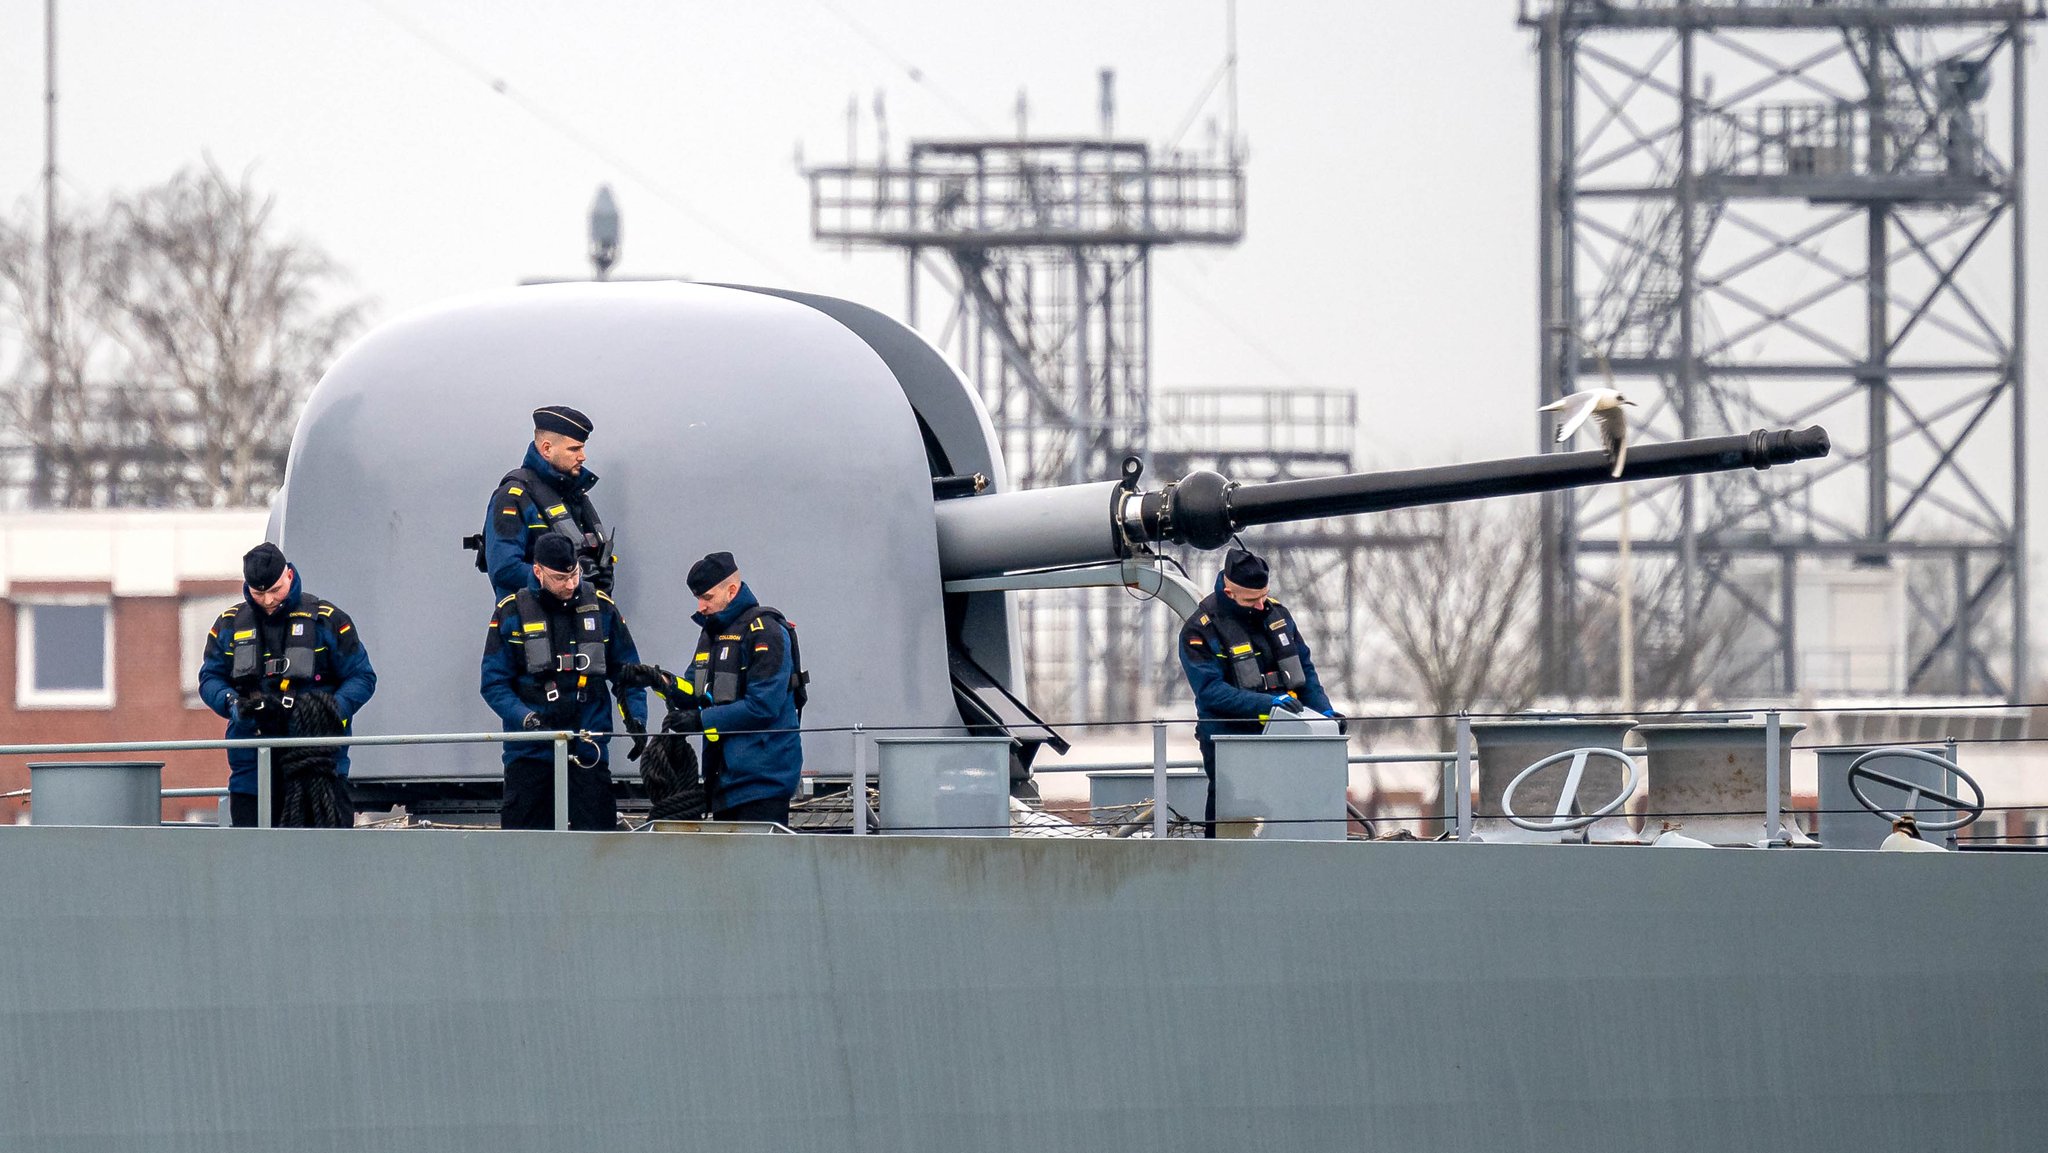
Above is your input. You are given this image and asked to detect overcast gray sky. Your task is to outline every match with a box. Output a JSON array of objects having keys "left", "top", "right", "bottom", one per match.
[{"left": 2, "top": 0, "right": 2044, "bottom": 659}]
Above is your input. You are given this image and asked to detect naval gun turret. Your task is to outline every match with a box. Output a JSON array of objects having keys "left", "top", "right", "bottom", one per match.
[
  {"left": 935, "top": 427, "right": 1830, "bottom": 581},
  {"left": 271, "top": 281, "right": 1827, "bottom": 796}
]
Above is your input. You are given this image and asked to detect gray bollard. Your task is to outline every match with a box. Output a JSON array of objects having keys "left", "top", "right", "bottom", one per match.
[
  {"left": 1470, "top": 719, "right": 1639, "bottom": 844},
  {"left": 1634, "top": 722, "right": 1806, "bottom": 846},
  {"left": 876, "top": 737, "right": 1011, "bottom": 836},
  {"left": 1212, "top": 733, "right": 1349, "bottom": 840},
  {"left": 28, "top": 762, "right": 165, "bottom": 826}
]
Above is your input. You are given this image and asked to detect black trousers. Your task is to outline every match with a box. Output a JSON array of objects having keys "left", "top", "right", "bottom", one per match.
[
  {"left": 228, "top": 784, "right": 354, "bottom": 829},
  {"left": 713, "top": 795, "right": 792, "bottom": 826},
  {"left": 1199, "top": 737, "right": 1218, "bottom": 839},
  {"left": 502, "top": 760, "right": 618, "bottom": 830}
]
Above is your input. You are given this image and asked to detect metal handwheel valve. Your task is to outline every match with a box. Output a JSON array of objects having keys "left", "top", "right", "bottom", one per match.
[
  {"left": 1500, "top": 747, "right": 1638, "bottom": 835},
  {"left": 1846, "top": 747, "right": 1983, "bottom": 832}
]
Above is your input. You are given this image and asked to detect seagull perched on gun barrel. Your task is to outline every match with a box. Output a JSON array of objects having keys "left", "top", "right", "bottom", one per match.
[{"left": 1540, "top": 388, "right": 1637, "bottom": 477}]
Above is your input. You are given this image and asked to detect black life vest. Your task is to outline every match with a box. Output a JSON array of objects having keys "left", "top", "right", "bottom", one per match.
[
  {"left": 228, "top": 599, "right": 330, "bottom": 696},
  {"left": 1192, "top": 593, "right": 1309, "bottom": 694},
  {"left": 512, "top": 585, "right": 608, "bottom": 706},
  {"left": 690, "top": 606, "right": 808, "bottom": 713},
  {"left": 502, "top": 467, "right": 605, "bottom": 562}
]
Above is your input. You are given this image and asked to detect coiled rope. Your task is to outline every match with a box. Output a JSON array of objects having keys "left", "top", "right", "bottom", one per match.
[
  {"left": 641, "top": 707, "right": 707, "bottom": 821},
  {"left": 276, "top": 691, "right": 353, "bottom": 828}
]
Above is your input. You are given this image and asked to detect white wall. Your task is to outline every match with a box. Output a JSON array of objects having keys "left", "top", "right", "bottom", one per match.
[{"left": 0, "top": 510, "right": 268, "bottom": 597}]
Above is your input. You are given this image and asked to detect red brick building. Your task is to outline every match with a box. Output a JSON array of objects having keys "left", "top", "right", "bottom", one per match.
[{"left": 1, "top": 510, "right": 268, "bottom": 823}]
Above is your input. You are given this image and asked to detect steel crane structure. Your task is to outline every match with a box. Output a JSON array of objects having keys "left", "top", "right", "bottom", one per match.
[{"left": 1527, "top": 0, "right": 2038, "bottom": 701}]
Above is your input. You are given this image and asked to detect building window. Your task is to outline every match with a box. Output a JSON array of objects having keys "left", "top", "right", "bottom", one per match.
[
  {"left": 2023, "top": 814, "right": 2048, "bottom": 847},
  {"left": 15, "top": 598, "right": 114, "bottom": 709},
  {"left": 180, "top": 597, "right": 231, "bottom": 706},
  {"left": 1967, "top": 814, "right": 2004, "bottom": 847}
]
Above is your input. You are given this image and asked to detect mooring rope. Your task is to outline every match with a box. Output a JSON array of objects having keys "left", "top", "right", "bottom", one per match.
[
  {"left": 275, "top": 691, "right": 352, "bottom": 828},
  {"left": 641, "top": 706, "right": 707, "bottom": 822}
]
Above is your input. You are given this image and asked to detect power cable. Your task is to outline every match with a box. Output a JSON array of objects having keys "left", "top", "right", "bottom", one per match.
[
  {"left": 806, "top": 0, "right": 991, "bottom": 133},
  {"left": 1154, "top": 267, "right": 1315, "bottom": 388},
  {"left": 350, "top": 0, "right": 803, "bottom": 283},
  {"left": 1163, "top": 59, "right": 1232, "bottom": 155}
]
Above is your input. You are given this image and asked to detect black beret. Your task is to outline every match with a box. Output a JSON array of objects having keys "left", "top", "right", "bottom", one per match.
[
  {"left": 532, "top": 533, "right": 580, "bottom": 573},
  {"left": 243, "top": 542, "right": 288, "bottom": 590},
  {"left": 687, "top": 551, "right": 738, "bottom": 596},
  {"left": 532, "top": 405, "right": 593, "bottom": 440},
  {"left": 1223, "top": 547, "right": 1269, "bottom": 589}
]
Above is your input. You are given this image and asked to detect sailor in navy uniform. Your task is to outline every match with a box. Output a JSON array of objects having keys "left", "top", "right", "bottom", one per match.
[
  {"left": 197, "top": 543, "right": 378, "bottom": 827},
  {"left": 480, "top": 533, "right": 648, "bottom": 830},
  {"left": 478, "top": 404, "right": 618, "bottom": 599},
  {"left": 627, "top": 551, "right": 807, "bottom": 827},
  {"left": 1177, "top": 547, "right": 1335, "bottom": 837}
]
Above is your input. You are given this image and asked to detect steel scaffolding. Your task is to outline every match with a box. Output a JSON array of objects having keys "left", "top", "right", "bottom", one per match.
[
  {"left": 1525, "top": 0, "right": 2038, "bottom": 701},
  {"left": 810, "top": 138, "right": 1243, "bottom": 493},
  {"left": 810, "top": 133, "right": 1383, "bottom": 721}
]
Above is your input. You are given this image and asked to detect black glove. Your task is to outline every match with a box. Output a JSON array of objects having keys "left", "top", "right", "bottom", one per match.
[
  {"left": 520, "top": 712, "right": 544, "bottom": 731},
  {"left": 662, "top": 706, "right": 702, "bottom": 735},
  {"left": 624, "top": 713, "right": 648, "bottom": 761},
  {"left": 615, "top": 663, "right": 668, "bottom": 692}
]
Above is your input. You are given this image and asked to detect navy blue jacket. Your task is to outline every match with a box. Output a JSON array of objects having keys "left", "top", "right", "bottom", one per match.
[
  {"left": 197, "top": 569, "right": 378, "bottom": 795},
  {"left": 1177, "top": 575, "right": 1332, "bottom": 743},
  {"left": 480, "top": 578, "right": 647, "bottom": 769},
  {"left": 483, "top": 443, "right": 603, "bottom": 600},
  {"left": 689, "top": 583, "right": 804, "bottom": 809}
]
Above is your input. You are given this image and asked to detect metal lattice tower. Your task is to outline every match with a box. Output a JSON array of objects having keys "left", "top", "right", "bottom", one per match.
[
  {"left": 1148, "top": 387, "right": 1374, "bottom": 709},
  {"left": 808, "top": 131, "right": 1246, "bottom": 722},
  {"left": 1527, "top": 0, "right": 2038, "bottom": 702}
]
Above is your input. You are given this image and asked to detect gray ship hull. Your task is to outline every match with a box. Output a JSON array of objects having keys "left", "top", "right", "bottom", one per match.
[{"left": 3, "top": 828, "right": 2042, "bottom": 1151}]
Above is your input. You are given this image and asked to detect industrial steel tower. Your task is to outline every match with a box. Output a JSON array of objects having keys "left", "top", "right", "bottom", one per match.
[
  {"left": 1527, "top": 0, "right": 2037, "bottom": 701},
  {"left": 806, "top": 84, "right": 1248, "bottom": 721}
]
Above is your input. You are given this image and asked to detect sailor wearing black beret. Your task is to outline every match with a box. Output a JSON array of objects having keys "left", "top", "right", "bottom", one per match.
[
  {"left": 686, "top": 551, "right": 738, "bottom": 597},
  {"left": 196, "top": 542, "right": 379, "bottom": 827},
  {"left": 471, "top": 403, "right": 619, "bottom": 600},
  {"left": 613, "top": 551, "right": 809, "bottom": 826},
  {"left": 1222, "top": 546, "right": 1269, "bottom": 589},
  {"left": 1176, "top": 545, "right": 1338, "bottom": 837},
  {"left": 478, "top": 513, "right": 649, "bottom": 831},
  {"left": 532, "top": 405, "right": 593, "bottom": 440}
]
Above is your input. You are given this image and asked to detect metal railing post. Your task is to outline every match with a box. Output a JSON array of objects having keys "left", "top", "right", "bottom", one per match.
[
  {"left": 851, "top": 724, "right": 868, "bottom": 836},
  {"left": 1454, "top": 713, "right": 1473, "bottom": 842},
  {"left": 256, "top": 744, "right": 273, "bottom": 830},
  {"left": 1764, "top": 710, "right": 1782, "bottom": 847},
  {"left": 1440, "top": 757, "right": 1456, "bottom": 831},
  {"left": 1151, "top": 720, "right": 1168, "bottom": 839},
  {"left": 1945, "top": 735, "right": 1960, "bottom": 850},
  {"left": 553, "top": 735, "right": 570, "bottom": 832}
]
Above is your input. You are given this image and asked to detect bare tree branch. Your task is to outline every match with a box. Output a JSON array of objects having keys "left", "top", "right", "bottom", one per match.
[
  {"left": 1360, "top": 498, "right": 1544, "bottom": 749},
  {"left": 1, "top": 159, "right": 365, "bottom": 508}
]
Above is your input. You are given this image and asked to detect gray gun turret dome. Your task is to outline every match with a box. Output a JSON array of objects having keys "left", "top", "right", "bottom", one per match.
[{"left": 274, "top": 281, "right": 979, "bottom": 782}]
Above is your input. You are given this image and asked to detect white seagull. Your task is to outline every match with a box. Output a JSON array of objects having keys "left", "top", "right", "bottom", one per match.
[
  {"left": 1879, "top": 813, "right": 1948, "bottom": 853},
  {"left": 1650, "top": 820, "right": 1715, "bottom": 849},
  {"left": 1540, "top": 388, "right": 1637, "bottom": 477}
]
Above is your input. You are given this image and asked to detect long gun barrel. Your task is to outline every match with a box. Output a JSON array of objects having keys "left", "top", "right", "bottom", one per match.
[{"left": 935, "top": 426, "right": 1830, "bottom": 580}]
